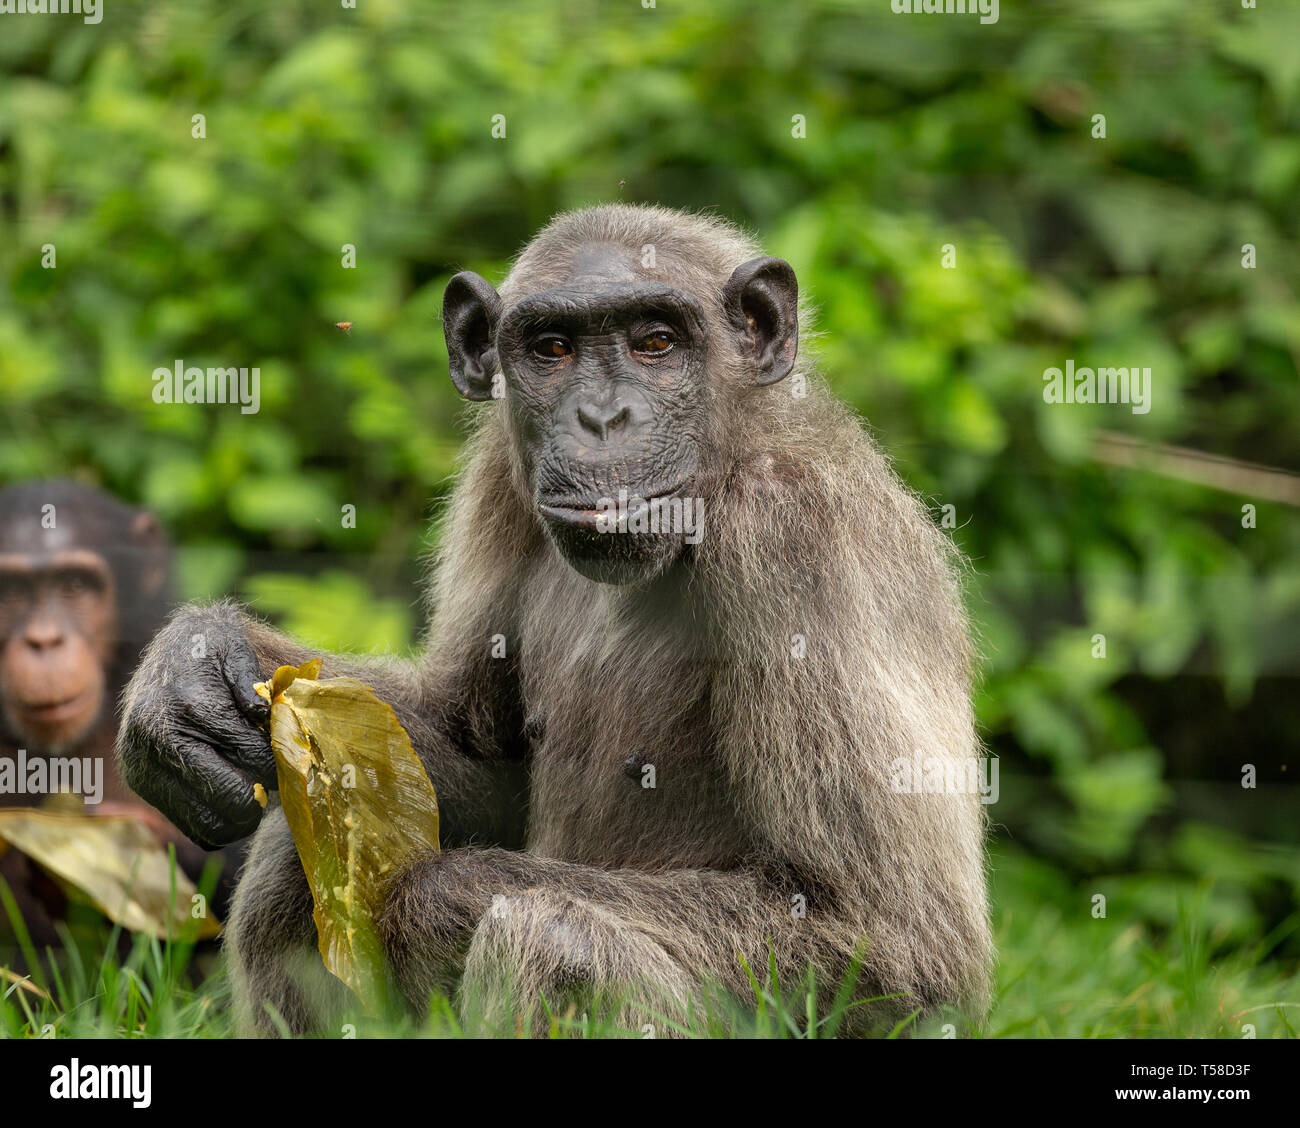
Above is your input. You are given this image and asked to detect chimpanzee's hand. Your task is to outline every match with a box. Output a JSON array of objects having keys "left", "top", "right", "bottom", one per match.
[{"left": 117, "top": 604, "right": 274, "bottom": 849}]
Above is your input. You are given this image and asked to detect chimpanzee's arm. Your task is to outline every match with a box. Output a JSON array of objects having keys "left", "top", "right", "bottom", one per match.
[{"left": 117, "top": 600, "right": 524, "bottom": 851}]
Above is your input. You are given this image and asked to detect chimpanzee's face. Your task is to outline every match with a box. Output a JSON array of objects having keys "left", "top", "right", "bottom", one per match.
[
  {"left": 442, "top": 240, "right": 799, "bottom": 585},
  {"left": 0, "top": 547, "right": 116, "bottom": 752},
  {"left": 494, "top": 247, "right": 711, "bottom": 584}
]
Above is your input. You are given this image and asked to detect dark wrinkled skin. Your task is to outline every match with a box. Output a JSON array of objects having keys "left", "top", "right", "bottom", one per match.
[
  {"left": 493, "top": 261, "right": 716, "bottom": 585},
  {"left": 117, "top": 605, "right": 272, "bottom": 849}
]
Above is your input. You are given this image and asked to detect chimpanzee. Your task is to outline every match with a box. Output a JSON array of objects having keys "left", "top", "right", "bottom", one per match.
[
  {"left": 120, "top": 206, "right": 991, "bottom": 1036},
  {"left": 0, "top": 480, "right": 241, "bottom": 953}
]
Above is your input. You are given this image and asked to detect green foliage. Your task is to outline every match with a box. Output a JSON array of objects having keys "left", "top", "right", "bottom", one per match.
[
  {"left": 3, "top": 856, "right": 1295, "bottom": 1038},
  {"left": 244, "top": 571, "right": 414, "bottom": 655},
  {"left": 1, "top": 0, "right": 1296, "bottom": 1034}
]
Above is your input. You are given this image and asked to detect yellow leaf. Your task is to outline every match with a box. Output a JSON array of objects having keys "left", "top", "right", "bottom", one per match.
[
  {"left": 257, "top": 662, "right": 439, "bottom": 1013},
  {"left": 0, "top": 808, "right": 220, "bottom": 940}
]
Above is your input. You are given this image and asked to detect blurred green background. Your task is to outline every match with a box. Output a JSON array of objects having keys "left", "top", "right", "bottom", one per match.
[{"left": 2, "top": 0, "right": 1297, "bottom": 1035}]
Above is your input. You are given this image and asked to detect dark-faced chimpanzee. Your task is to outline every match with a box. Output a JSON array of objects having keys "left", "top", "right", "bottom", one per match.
[
  {"left": 0, "top": 480, "right": 241, "bottom": 950},
  {"left": 119, "top": 206, "right": 991, "bottom": 1035}
]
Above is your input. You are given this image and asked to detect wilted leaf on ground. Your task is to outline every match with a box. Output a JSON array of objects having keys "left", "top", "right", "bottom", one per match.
[
  {"left": 255, "top": 661, "right": 439, "bottom": 1012},
  {"left": 0, "top": 806, "right": 219, "bottom": 940}
]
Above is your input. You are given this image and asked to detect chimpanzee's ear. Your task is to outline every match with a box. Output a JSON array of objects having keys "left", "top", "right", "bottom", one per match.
[
  {"left": 129, "top": 510, "right": 169, "bottom": 597},
  {"left": 722, "top": 257, "right": 799, "bottom": 387},
  {"left": 442, "top": 271, "right": 502, "bottom": 401}
]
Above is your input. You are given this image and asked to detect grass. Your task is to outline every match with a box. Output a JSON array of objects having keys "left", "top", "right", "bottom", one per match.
[{"left": 3, "top": 847, "right": 1297, "bottom": 1039}]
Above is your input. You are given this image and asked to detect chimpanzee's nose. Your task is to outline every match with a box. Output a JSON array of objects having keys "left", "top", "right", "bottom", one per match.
[
  {"left": 576, "top": 400, "right": 631, "bottom": 442},
  {"left": 23, "top": 612, "right": 66, "bottom": 651}
]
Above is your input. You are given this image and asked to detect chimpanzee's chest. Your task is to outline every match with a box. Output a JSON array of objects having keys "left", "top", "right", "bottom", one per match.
[{"left": 516, "top": 631, "right": 748, "bottom": 869}]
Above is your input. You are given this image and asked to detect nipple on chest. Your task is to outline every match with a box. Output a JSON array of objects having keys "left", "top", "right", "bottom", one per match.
[{"left": 523, "top": 712, "right": 545, "bottom": 747}]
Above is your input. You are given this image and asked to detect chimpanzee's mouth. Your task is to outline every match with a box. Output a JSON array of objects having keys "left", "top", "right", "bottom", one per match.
[
  {"left": 18, "top": 687, "right": 93, "bottom": 724},
  {"left": 538, "top": 482, "right": 693, "bottom": 530}
]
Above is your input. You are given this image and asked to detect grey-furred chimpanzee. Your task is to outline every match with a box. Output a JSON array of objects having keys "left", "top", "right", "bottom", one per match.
[
  {"left": 0, "top": 480, "right": 242, "bottom": 949},
  {"left": 119, "top": 205, "right": 991, "bottom": 1035}
]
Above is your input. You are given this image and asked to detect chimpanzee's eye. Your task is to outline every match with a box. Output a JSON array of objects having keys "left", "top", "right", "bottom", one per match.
[
  {"left": 56, "top": 571, "right": 101, "bottom": 599},
  {"left": 635, "top": 331, "right": 675, "bottom": 355},
  {"left": 0, "top": 576, "right": 32, "bottom": 605},
  {"left": 532, "top": 336, "right": 573, "bottom": 360},
  {"left": 0, "top": 576, "right": 35, "bottom": 630}
]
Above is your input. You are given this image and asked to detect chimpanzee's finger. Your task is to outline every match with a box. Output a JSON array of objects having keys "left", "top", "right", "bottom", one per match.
[
  {"left": 168, "top": 660, "right": 273, "bottom": 780},
  {"left": 169, "top": 700, "right": 274, "bottom": 786},
  {"left": 218, "top": 637, "right": 271, "bottom": 726}
]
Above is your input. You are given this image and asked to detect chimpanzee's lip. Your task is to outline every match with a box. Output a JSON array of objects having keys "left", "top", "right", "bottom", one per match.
[
  {"left": 538, "top": 482, "right": 693, "bottom": 530},
  {"left": 18, "top": 688, "right": 92, "bottom": 723},
  {"left": 538, "top": 505, "right": 603, "bottom": 528}
]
